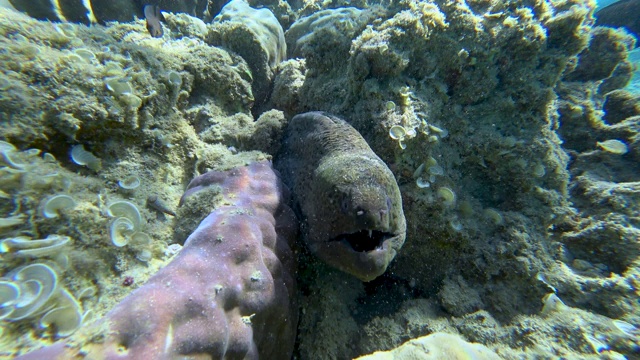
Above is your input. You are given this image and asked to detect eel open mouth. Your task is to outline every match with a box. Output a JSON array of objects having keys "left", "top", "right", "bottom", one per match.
[{"left": 330, "top": 229, "right": 395, "bottom": 252}]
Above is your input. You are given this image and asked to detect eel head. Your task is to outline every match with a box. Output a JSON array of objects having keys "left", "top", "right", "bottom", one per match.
[{"left": 305, "top": 154, "right": 406, "bottom": 281}]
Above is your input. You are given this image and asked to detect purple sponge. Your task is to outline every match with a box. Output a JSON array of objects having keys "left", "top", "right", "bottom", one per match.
[{"left": 19, "top": 161, "right": 298, "bottom": 359}]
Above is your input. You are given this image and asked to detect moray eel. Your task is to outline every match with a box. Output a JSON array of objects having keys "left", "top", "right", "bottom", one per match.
[{"left": 276, "top": 112, "right": 406, "bottom": 282}]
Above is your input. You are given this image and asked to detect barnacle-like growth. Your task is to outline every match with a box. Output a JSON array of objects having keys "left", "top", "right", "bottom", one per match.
[
  {"left": 70, "top": 144, "right": 102, "bottom": 171},
  {"left": 6, "top": 263, "right": 59, "bottom": 321},
  {"left": 131, "top": 232, "right": 151, "bottom": 245},
  {"left": 39, "top": 288, "right": 82, "bottom": 337},
  {"left": 107, "top": 200, "right": 142, "bottom": 229},
  {"left": 428, "top": 165, "right": 444, "bottom": 176},
  {"left": 23, "top": 149, "right": 41, "bottom": 157},
  {"left": 104, "top": 76, "right": 133, "bottom": 95},
  {"left": 0, "top": 262, "right": 82, "bottom": 338},
  {"left": 22, "top": 44, "right": 40, "bottom": 59},
  {"left": 77, "top": 287, "right": 96, "bottom": 300},
  {"left": 109, "top": 217, "right": 135, "bottom": 247},
  {"left": 40, "top": 194, "right": 77, "bottom": 218},
  {"left": 43, "top": 153, "right": 56, "bottom": 162},
  {"left": 532, "top": 163, "right": 546, "bottom": 178},
  {"left": 612, "top": 320, "right": 638, "bottom": 337},
  {"left": 0, "top": 235, "right": 70, "bottom": 257},
  {"left": 437, "top": 186, "right": 456, "bottom": 207},
  {"left": 165, "top": 243, "right": 182, "bottom": 257},
  {"left": 483, "top": 208, "right": 504, "bottom": 225},
  {"left": 0, "top": 140, "right": 28, "bottom": 171},
  {"left": 135, "top": 249, "right": 152, "bottom": 262},
  {"left": 73, "top": 48, "right": 96, "bottom": 63},
  {"left": 103, "top": 62, "right": 124, "bottom": 77},
  {"left": 416, "top": 177, "right": 430, "bottom": 188},
  {"left": 118, "top": 175, "right": 141, "bottom": 190},
  {"left": 428, "top": 124, "right": 448, "bottom": 138},
  {"left": 122, "top": 94, "right": 142, "bottom": 109},
  {"left": 167, "top": 70, "right": 182, "bottom": 88},
  {"left": 61, "top": 52, "right": 85, "bottom": 65},
  {"left": 0, "top": 215, "right": 25, "bottom": 229},
  {"left": 385, "top": 101, "right": 396, "bottom": 111},
  {"left": 54, "top": 23, "right": 76, "bottom": 38},
  {"left": 449, "top": 218, "right": 463, "bottom": 232},
  {"left": 0, "top": 281, "right": 19, "bottom": 320},
  {"left": 413, "top": 163, "right": 425, "bottom": 178},
  {"left": 389, "top": 125, "right": 406, "bottom": 140},
  {"left": 458, "top": 200, "right": 474, "bottom": 217},
  {"left": 541, "top": 293, "right": 567, "bottom": 315}
]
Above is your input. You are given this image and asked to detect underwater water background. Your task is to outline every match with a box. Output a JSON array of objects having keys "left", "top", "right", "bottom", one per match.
[
  {"left": 0, "top": 0, "right": 639, "bottom": 359},
  {"left": 595, "top": 0, "right": 640, "bottom": 94}
]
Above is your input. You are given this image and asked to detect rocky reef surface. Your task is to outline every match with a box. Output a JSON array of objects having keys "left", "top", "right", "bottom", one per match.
[{"left": 0, "top": 0, "right": 638, "bottom": 358}]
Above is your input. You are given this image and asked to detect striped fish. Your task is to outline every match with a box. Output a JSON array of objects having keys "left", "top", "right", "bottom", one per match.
[{"left": 7, "top": 0, "right": 224, "bottom": 36}]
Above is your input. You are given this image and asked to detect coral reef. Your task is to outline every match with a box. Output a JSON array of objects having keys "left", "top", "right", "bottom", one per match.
[
  {"left": 0, "top": 5, "right": 266, "bottom": 355},
  {"left": 17, "top": 161, "right": 298, "bottom": 359},
  {"left": 271, "top": 0, "right": 639, "bottom": 359},
  {"left": 276, "top": 112, "right": 406, "bottom": 282},
  {"left": 209, "top": 0, "right": 287, "bottom": 110},
  {"left": 547, "top": 7, "right": 640, "bottom": 336}
]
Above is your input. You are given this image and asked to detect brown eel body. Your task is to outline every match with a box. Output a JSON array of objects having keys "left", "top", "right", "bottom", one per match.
[{"left": 276, "top": 112, "right": 406, "bottom": 282}]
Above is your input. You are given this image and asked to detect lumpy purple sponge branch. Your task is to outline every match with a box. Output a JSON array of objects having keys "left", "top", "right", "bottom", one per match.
[{"left": 19, "top": 161, "right": 298, "bottom": 359}]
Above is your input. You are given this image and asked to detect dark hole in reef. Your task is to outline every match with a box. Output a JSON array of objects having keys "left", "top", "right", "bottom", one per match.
[
  {"left": 355, "top": 272, "right": 433, "bottom": 324},
  {"left": 331, "top": 230, "right": 393, "bottom": 252}
]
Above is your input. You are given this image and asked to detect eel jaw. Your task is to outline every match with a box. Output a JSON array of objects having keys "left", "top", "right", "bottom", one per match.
[
  {"left": 331, "top": 229, "right": 393, "bottom": 252},
  {"left": 311, "top": 229, "right": 400, "bottom": 282}
]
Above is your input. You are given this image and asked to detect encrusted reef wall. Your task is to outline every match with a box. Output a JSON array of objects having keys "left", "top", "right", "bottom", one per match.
[
  {"left": 0, "top": 5, "right": 272, "bottom": 355},
  {"left": 272, "top": 0, "right": 640, "bottom": 358},
  {"left": 552, "top": 16, "right": 639, "bottom": 329},
  {"left": 277, "top": 1, "right": 578, "bottom": 315}
]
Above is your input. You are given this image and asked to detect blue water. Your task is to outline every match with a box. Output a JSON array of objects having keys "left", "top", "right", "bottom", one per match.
[
  {"left": 595, "top": 0, "right": 640, "bottom": 93},
  {"left": 595, "top": 0, "right": 619, "bottom": 9}
]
